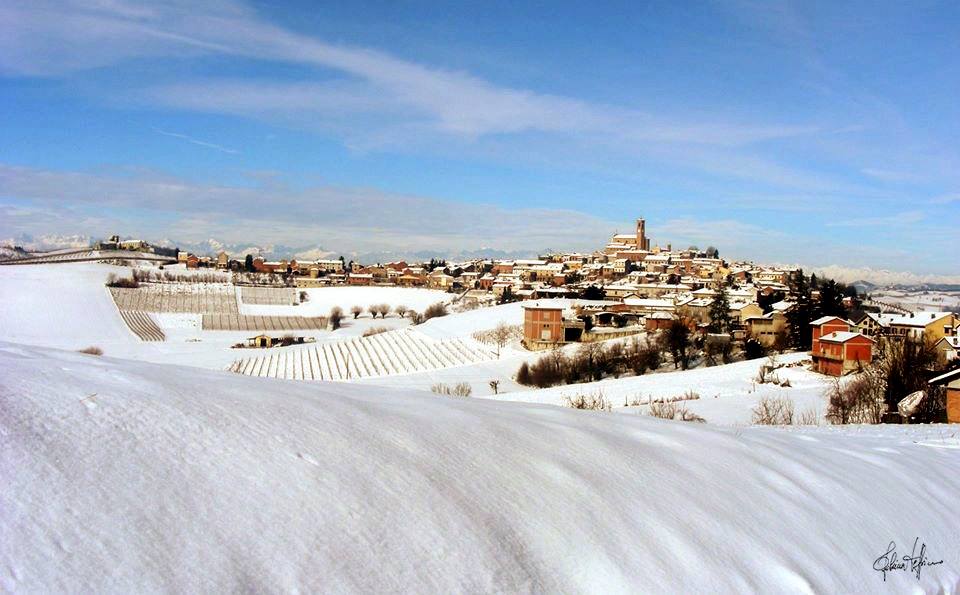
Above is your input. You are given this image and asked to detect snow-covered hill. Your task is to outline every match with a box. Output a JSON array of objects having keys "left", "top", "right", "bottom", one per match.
[{"left": 2, "top": 343, "right": 958, "bottom": 592}]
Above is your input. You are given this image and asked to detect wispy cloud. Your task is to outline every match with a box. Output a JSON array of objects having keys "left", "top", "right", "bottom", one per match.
[
  {"left": 154, "top": 128, "right": 238, "bottom": 154},
  {"left": 825, "top": 210, "right": 926, "bottom": 227},
  {"left": 931, "top": 193, "right": 960, "bottom": 205},
  {"left": 2, "top": 0, "right": 832, "bottom": 187},
  {"left": 860, "top": 168, "right": 922, "bottom": 183}
]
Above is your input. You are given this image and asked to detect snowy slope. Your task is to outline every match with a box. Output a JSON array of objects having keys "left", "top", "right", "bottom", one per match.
[
  {"left": 0, "top": 262, "right": 136, "bottom": 351},
  {"left": 416, "top": 301, "right": 527, "bottom": 339},
  {"left": 2, "top": 343, "right": 958, "bottom": 593},
  {"left": 493, "top": 353, "right": 832, "bottom": 425}
]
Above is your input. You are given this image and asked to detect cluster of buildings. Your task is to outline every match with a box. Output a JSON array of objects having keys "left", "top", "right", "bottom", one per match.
[
  {"left": 808, "top": 310, "right": 959, "bottom": 376},
  {"left": 95, "top": 235, "right": 152, "bottom": 252}
]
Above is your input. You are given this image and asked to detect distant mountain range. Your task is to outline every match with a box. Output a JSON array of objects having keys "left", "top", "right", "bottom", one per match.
[
  {"left": 808, "top": 264, "right": 960, "bottom": 289},
  {"left": 1, "top": 233, "right": 94, "bottom": 252}
]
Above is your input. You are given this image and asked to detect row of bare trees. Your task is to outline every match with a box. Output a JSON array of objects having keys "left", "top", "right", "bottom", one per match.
[
  {"left": 473, "top": 322, "right": 520, "bottom": 358},
  {"left": 516, "top": 336, "right": 663, "bottom": 388},
  {"left": 134, "top": 269, "right": 229, "bottom": 284}
]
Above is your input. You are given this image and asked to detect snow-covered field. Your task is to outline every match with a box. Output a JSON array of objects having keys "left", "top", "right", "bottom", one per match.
[
  {"left": 871, "top": 289, "right": 960, "bottom": 313},
  {"left": 2, "top": 343, "right": 958, "bottom": 593}
]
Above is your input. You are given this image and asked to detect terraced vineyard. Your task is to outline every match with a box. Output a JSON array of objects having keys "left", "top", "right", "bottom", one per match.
[
  {"left": 110, "top": 286, "right": 239, "bottom": 314},
  {"left": 110, "top": 284, "right": 330, "bottom": 333},
  {"left": 202, "top": 314, "right": 326, "bottom": 331},
  {"left": 239, "top": 286, "right": 299, "bottom": 305},
  {"left": 227, "top": 329, "right": 495, "bottom": 380},
  {"left": 119, "top": 311, "right": 165, "bottom": 341}
]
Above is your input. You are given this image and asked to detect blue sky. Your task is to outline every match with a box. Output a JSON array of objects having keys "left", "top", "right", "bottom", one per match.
[{"left": 0, "top": 0, "right": 958, "bottom": 275}]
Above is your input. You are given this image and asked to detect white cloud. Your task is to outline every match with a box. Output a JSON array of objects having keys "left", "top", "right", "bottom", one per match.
[{"left": 825, "top": 210, "right": 926, "bottom": 227}]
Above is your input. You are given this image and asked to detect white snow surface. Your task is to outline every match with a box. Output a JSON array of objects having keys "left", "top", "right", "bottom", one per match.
[{"left": 2, "top": 343, "right": 958, "bottom": 593}]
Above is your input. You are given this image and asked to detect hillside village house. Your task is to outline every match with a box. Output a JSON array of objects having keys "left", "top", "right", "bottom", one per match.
[
  {"left": 347, "top": 273, "right": 373, "bottom": 286},
  {"left": 745, "top": 311, "right": 788, "bottom": 347},
  {"left": 856, "top": 311, "right": 956, "bottom": 341},
  {"left": 935, "top": 336, "right": 960, "bottom": 364},
  {"left": 815, "top": 332, "right": 875, "bottom": 376},
  {"left": 810, "top": 316, "right": 874, "bottom": 376},
  {"left": 645, "top": 311, "right": 674, "bottom": 331},
  {"left": 427, "top": 270, "right": 455, "bottom": 290}
]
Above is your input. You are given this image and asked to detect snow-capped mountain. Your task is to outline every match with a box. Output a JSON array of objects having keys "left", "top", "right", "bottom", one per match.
[{"left": 1, "top": 233, "right": 92, "bottom": 251}]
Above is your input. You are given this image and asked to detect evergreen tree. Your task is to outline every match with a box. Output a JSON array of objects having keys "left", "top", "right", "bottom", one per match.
[
  {"left": 786, "top": 271, "right": 813, "bottom": 350},
  {"left": 661, "top": 319, "right": 692, "bottom": 370},
  {"left": 707, "top": 285, "right": 733, "bottom": 333},
  {"left": 817, "top": 279, "right": 846, "bottom": 318},
  {"left": 244, "top": 254, "right": 254, "bottom": 272},
  {"left": 581, "top": 285, "right": 605, "bottom": 300},
  {"left": 758, "top": 290, "right": 786, "bottom": 314}
]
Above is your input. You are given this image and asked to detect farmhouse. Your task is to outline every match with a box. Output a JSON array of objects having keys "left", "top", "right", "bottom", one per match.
[{"left": 521, "top": 301, "right": 584, "bottom": 350}]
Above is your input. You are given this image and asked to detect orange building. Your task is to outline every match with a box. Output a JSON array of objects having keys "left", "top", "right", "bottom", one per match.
[
  {"left": 810, "top": 316, "right": 855, "bottom": 354},
  {"left": 521, "top": 301, "right": 584, "bottom": 349},
  {"left": 347, "top": 273, "right": 373, "bottom": 286},
  {"left": 814, "top": 331, "right": 875, "bottom": 376},
  {"left": 523, "top": 303, "right": 563, "bottom": 345}
]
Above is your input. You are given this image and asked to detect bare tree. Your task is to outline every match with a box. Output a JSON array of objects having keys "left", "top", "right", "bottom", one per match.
[
  {"left": 329, "top": 307, "right": 344, "bottom": 330},
  {"left": 489, "top": 380, "right": 500, "bottom": 395},
  {"left": 564, "top": 390, "right": 611, "bottom": 411},
  {"left": 751, "top": 396, "right": 795, "bottom": 425},
  {"left": 825, "top": 379, "right": 854, "bottom": 425},
  {"left": 351, "top": 305, "right": 363, "bottom": 319},
  {"left": 490, "top": 322, "right": 512, "bottom": 358},
  {"left": 394, "top": 304, "right": 408, "bottom": 318},
  {"left": 423, "top": 302, "right": 448, "bottom": 320}
]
